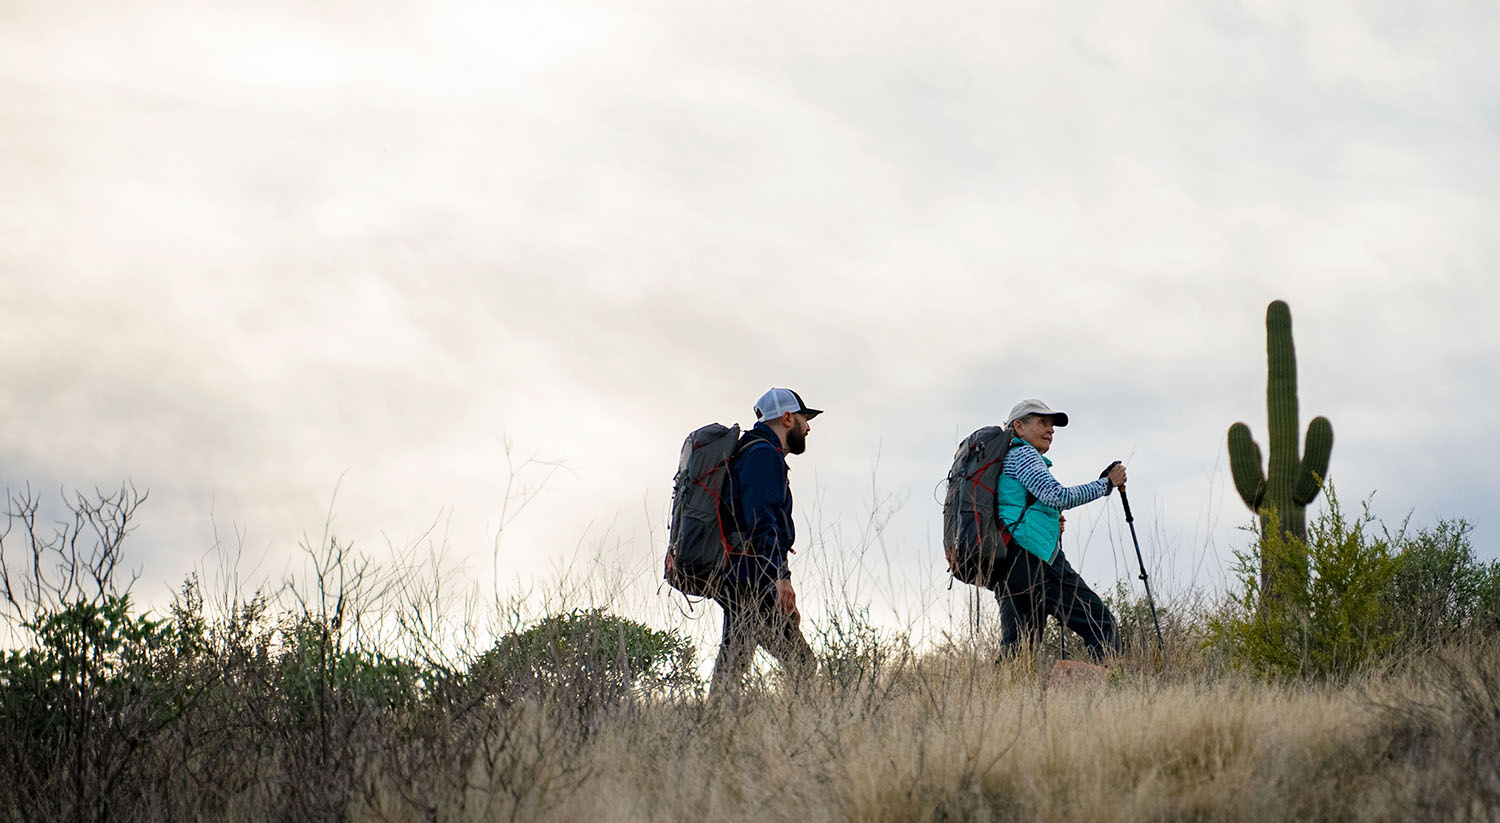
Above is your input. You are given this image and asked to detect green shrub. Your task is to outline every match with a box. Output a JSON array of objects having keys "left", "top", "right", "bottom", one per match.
[
  {"left": 1210, "top": 487, "right": 1400, "bottom": 679},
  {"left": 0, "top": 594, "right": 191, "bottom": 822},
  {"left": 1478, "top": 562, "right": 1500, "bottom": 634},
  {"left": 1210, "top": 491, "right": 1500, "bottom": 680},
  {"left": 274, "top": 615, "right": 426, "bottom": 718},
  {"left": 1380, "top": 518, "right": 1500, "bottom": 648},
  {"left": 472, "top": 609, "right": 699, "bottom": 709}
]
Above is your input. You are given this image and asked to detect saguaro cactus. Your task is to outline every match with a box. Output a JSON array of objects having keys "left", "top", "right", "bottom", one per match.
[{"left": 1228, "top": 300, "right": 1333, "bottom": 594}]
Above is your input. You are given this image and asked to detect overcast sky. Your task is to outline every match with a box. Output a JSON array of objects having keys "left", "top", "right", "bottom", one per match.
[{"left": 3, "top": 0, "right": 1496, "bottom": 642}]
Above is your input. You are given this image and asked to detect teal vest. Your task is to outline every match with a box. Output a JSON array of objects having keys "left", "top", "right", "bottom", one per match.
[{"left": 996, "top": 439, "right": 1062, "bottom": 564}]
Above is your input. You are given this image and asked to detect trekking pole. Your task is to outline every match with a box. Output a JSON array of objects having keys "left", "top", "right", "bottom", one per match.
[{"left": 1117, "top": 485, "right": 1165, "bottom": 652}]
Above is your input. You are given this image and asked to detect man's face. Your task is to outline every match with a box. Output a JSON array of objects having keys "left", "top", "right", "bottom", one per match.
[
  {"left": 785, "top": 412, "right": 812, "bottom": 455},
  {"left": 1013, "top": 414, "right": 1056, "bottom": 454}
]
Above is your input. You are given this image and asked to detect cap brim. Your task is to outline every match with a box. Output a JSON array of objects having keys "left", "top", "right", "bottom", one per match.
[
  {"left": 800, "top": 407, "right": 823, "bottom": 419},
  {"left": 1049, "top": 411, "right": 1069, "bottom": 427}
]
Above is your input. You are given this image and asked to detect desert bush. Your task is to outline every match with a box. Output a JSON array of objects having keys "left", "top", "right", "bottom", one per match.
[
  {"left": 0, "top": 485, "right": 201, "bottom": 823},
  {"left": 1210, "top": 487, "right": 1401, "bottom": 679},
  {"left": 1212, "top": 484, "right": 1500, "bottom": 681},
  {"left": 0, "top": 593, "right": 193, "bottom": 823},
  {"left": 1381, "top": 517, "right": 1500, "bottom": 648},
  {"left": 472, "top": 608, "right": 699, "bottom": 711}
]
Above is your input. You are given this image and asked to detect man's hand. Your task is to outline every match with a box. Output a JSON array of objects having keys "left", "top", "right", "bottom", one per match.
[
  {"left": 1059, "top": 514, "right": 1066, "bottom": 535},
  {"left": 775, "top": 578, "right": 799, "bottom": 618}
]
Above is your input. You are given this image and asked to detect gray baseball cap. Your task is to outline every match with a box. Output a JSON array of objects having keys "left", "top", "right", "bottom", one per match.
[
  {"left": 1005, "top": 398, "right": 1069, "bottom": 428},
  {"left": 754, "top": 388, "right": 823, "bottom": 422}
]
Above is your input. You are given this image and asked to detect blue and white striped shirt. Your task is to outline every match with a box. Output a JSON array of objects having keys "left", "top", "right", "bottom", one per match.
[{"left": 1002, "top": 440, "right": 1111, "bottom": 511}]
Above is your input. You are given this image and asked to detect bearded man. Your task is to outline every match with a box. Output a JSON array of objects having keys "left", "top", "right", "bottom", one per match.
[{"left": 708, "top": 387, "right": 821, "bottom": 698}]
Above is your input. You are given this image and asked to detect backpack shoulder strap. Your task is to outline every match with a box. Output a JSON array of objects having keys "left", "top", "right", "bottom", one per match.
[
  {"left": 734, "top": 430, "right": 779, "bottom": 460},
  {"left": 722, "top": 431, "right": 780, "bottom": 553}
]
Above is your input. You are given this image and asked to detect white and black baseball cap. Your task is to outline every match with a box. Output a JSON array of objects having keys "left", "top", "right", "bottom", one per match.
[
  {"left": 754, "top": 388, "right": 823, "bottom": 422},
  {"left": 1005, "top": 398, "right": 1069, "bottom": 428}
]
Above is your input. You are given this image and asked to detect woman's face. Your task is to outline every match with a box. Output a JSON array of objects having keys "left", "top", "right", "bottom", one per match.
[{"left": 1013, "top": 414, "right": 1056, "bottom": 454}]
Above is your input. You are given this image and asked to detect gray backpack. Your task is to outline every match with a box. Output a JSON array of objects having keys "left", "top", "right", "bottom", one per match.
[
  {"left": 942, "top": 426, "right": 1022, "bottom": 587},
  {"left": 664, "top": 423, "right": 743, "bottom": 597}
]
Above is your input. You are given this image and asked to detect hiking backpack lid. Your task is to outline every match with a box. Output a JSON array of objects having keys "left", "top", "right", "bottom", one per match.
[
  {"left": 664, "top": 422, "right": 745, "bottom": 598},
  {"left": 941, "top": 426, "right": 1021, "bottom": 587}
]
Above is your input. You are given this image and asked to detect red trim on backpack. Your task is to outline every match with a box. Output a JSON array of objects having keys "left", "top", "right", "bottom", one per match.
[
  {"left": 691, "top": 461, "right": 736, "bottom": 570},
  {"left": 968, "top": 456, "right": 1005, "bottom": 491},
  {"left": 951, "top": 455, "right": 1017, "bottom": 578}
]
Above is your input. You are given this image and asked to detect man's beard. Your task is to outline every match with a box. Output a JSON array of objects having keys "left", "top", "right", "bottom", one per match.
[{"left": 786, "top": 427, "right": 807, "bottom": 455}]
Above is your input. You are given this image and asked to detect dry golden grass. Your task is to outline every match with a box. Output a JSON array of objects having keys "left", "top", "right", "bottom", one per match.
[
  {"left": 7, "top": 487, "right": 1495, "bottom": 822},
  {"left": 352, "top": 640, "right": 1500, "bottom": 823}
]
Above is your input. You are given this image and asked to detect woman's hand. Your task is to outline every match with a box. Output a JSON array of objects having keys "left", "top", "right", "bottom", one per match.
[{"left": 1100, "top": 461, "right": 1127, "bottom": 488}]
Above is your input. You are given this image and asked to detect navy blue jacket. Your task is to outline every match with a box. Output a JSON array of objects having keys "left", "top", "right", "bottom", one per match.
[{"left": 723, "top": 422, "right": 794, "bottom": 587}]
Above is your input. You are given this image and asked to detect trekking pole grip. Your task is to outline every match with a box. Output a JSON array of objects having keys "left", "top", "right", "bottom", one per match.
[{"left": 1118, "top": 484, "right": 1135, "bottom": 524}]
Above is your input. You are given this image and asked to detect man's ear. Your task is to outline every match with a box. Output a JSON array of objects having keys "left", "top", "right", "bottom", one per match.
[{"left": 778, "top": 412, "right": 796, "bottom": 429}]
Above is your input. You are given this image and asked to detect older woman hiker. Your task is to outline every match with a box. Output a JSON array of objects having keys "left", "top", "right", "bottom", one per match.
[{"left": 993, "top": 398, "right": 1126, "bottom": 662}]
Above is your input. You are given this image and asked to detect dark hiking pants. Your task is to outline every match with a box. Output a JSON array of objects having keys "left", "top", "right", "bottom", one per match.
[
  {"left": 709, "top": 580, "right": 815, "bottom": 698},
  {"left": 993, "top": 548, "right": 1120, "bottom": 663}
]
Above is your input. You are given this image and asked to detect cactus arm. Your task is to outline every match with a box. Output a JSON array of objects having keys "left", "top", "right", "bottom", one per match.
[
  {"left": 1293, "top": 416, "right": 1334, "bottom": 506},
  {"left": 1228, "top": 422, "right": 1267, "bottom": 510}
]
